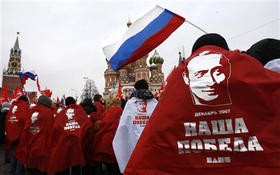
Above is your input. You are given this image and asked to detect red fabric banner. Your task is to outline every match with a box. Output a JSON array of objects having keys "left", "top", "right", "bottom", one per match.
[
  {"left": 125, "top": 46, "right": 280, "bottom": 175},
  {"left": 48, "top": 104, "right": 93, "bottom": 173},
  {"left": 5, "top": 100, "right": 30, "bottom": 148},
  {"left": 15, "top": 105, "right": 54, "bottom": 172},
  {"left": 0, "top": 85, "right": 9, "bottom": 103},
  {"left": 92, "top": 107, "right": 123, "bottom": 163}
]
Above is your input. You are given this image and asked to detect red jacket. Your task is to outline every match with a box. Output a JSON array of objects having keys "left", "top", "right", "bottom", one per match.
[
  {"left": 5, "top": 100, "right": 30, "bottom": 148},
  {"left": 92, "top": 107, "right": 123, "bottom": 163},
  {"left": 48, "top": 104, "right": 93, "bottom": 173},
  {"left": 15, "top": 105, "right": 53, "bottom": 172},
  {"left": 125, "top": 46, "right": 280, "bottom": 175},
  {"left": 94, "top": 101, "right": 105, "bottom": 120}
]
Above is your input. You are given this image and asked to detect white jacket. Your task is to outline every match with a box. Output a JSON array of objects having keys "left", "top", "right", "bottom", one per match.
[{"left": 113, "top": 97, "right": 158, "bottom": 173}]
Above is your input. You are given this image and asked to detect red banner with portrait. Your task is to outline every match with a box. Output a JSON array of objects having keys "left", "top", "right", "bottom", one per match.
[{"left": 125, "top": 46, "right": 280, "bottom": 175}]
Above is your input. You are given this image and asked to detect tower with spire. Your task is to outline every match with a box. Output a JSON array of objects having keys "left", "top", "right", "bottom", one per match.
[{"left": 2, "top": 32, "right": 23, "bottom": 96}]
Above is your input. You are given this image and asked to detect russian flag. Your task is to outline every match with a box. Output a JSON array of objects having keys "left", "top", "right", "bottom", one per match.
[
  {"left": 19, "top": 71, "right": 37, "bottom": 85},
  {"left": 103, "top": 6, "right": 185, "bottom": 71}
]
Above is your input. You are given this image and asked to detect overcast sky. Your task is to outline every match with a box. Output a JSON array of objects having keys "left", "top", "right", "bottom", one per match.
[{"left": 1, "top": 0, "right": 279, "bottom": 101}]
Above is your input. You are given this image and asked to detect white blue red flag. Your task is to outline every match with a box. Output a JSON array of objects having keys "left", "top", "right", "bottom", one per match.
[
  {"left": 19, "top": 71, "right": 37, "bottom": 85},
  {"left": 103, "top": 5, "right": 185, "bottom": 71}
]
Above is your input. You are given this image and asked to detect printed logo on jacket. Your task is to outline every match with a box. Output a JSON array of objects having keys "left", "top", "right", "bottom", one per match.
[
  {"left": 8, "top": 105, "right": 18, "bottom": 123},
  {"left": 133, "top": 100, "right": 150, "bottom": 127},
  {"left": 29, "top": 111, "right": 40, "bottom": 134},
  {"left": 64, "top": 108, "right": 80, "bottom": 131},
  {"left": 178, "top": 51, "right": 263, "bottom": 164}
]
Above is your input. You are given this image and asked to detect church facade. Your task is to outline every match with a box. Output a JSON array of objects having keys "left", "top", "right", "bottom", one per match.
[{"left": 103, "top": 50, "right": 165, "bottom": 99}]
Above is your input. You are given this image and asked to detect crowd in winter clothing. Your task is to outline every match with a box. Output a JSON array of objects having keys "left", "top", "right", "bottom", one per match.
[
  {"left": 0, "top": 92, "right": 124, "bottom": 175},
  {"left": 1, "top": 34, "right": 280, "bottom": 175}
]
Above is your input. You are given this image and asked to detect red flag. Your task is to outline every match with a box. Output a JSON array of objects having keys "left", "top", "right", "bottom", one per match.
[
  {"left": 154, "top": 92, "right": 159, "bottom": 98},
  {"left": 0, "top": 85, "right": 9, "bottom": 103},
  {"left": 11, "top": 90, "right": 17, "bottom": 101},
  {"left": 36, "top": 77, "right": 52, "bottom": 98},
  {"left": 41, "top": 89, "right": 52, "bottom": 98},
  {"left": 125, "top": 46, "right": 280, "bottom": 175},
  {"left": 154, "top": 81, "right": 165, "bottom": 98},
  {"left": 36, "top": 77, "right": 41, "bottom": 92},
  {"left": 166, "top": 65, "right": 176, "bottom": 83},
  {"left": 15, "top": 86, "right": 24, "bottom": 98},
  {"left": 117, "top": 80, "right": 122, "bottom": 98}
]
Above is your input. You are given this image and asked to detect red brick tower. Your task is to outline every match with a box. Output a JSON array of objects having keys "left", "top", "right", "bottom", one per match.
[{"left": 2, "top": 33, "right": 23, "bottom": 97}]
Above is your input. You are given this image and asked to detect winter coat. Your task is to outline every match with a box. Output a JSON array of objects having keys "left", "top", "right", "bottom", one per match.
[
  {"left": 5, "top": 100, "right": 30, "bottom": 149},
  {"left": 48, "top": 104, "right": 93, "bottom": 173},
  {"left": 92, "top": 107, "right": 123, "bottom": 164},
  {"left": 113, "top": 90, "right": 158, "bottom": 173},
  {"left": 15, "top": 105, "right": 53, "bottom": 172}
]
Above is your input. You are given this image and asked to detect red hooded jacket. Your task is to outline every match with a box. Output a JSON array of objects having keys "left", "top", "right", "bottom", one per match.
[
  {"left": 92, "top": 107, "right": 123, "bottom": 164},
  {"left": 125, "top": 46, "right": 280, "bottom": 175},
  {"left": 15, "top": 105, "right": 54, "bottom": 172},
  {"left": 5, "top": 100, "right": 30, "bottom": 149},
  {"left": 48, "top": 104, "right": 93, "bottom": 173}
]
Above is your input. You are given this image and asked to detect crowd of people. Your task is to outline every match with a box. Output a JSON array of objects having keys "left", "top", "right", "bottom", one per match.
[{"left": 0, "top": 33, "right": 280, "bottom": 175}]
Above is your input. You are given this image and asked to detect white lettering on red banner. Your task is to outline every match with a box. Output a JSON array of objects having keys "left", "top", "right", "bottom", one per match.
[{"left": 177, "top": 109, "right": 263, "bottom": 164}]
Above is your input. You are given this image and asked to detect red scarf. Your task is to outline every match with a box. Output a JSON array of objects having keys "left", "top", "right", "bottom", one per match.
[
  {"left": 15, "top": 105, "right": 53, "bottom": 172},
  {"left": 48, "top": 104, "right": 93, "bottom": 173},
  {"left": 125, "top": 46, "right": 280, "bottom": 175}
]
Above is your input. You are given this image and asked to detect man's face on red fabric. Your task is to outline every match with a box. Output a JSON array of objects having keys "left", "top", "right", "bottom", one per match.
[{"left": 183, "top": 51, "right": 231, "bottom": 106}]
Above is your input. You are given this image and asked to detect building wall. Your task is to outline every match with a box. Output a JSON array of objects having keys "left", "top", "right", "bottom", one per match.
[{"left": 103, "top": 54, "right": 164, "bottom": 99}]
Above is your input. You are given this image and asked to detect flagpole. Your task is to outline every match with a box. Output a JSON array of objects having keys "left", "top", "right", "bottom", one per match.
[{"left": 184, "top": 19, "right": 207, "bottom": 34}]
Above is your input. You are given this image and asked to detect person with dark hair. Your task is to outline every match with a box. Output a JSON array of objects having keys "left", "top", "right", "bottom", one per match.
[
  {"left": 5, "top": 95, "right": 30, "bottom": 175},
  {"left": 0, "top": 102, "right": 11, "bottom": 143},
  {"left": 113, "top": 79, "right": 158, "bottom": 173},
  {"left": 79, "top": 98, "right": 97, "bottom": 175},
  {"left": 65, "top": 97, "right": 76, "bottom": 106},
  {"left": 15, "top": 95, "right": 54, "bottom": 175},
  {"left": 48, "top": 96, "right": 93, "bottom": 175},
  {"left": 91, "top": 98, "right": 123, "bottom": 175},
  {"left": 93, "top": 94, "right": 106, "bottom": 121},
  {"left": 80, "top": 98, "right": 97, "bottom": 115},
  {"left": 246, "top": 38, "right": 280, "bottom": 65}
]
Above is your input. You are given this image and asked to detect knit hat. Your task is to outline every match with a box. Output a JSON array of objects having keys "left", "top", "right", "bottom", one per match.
[
  {"left": 1, "top": 102, "right": 11, "bottom": 112},
  {"left": 65, "top": 96, "right": 76, "bottom": 106},
  {"left": 246, "top": 38, "right": 280, "bottom": 65},
  {"left": 134, "top": 79, "right": 149, "bottom": 90},
  {"left": 38, "top": 95, "right": 52, "bottom": 108},
  {"left": 191, "top": 33, "right": 229, "bottom": 53},
  {"left": 264, "top": 58, "right": 280, "bottom": 73}
]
